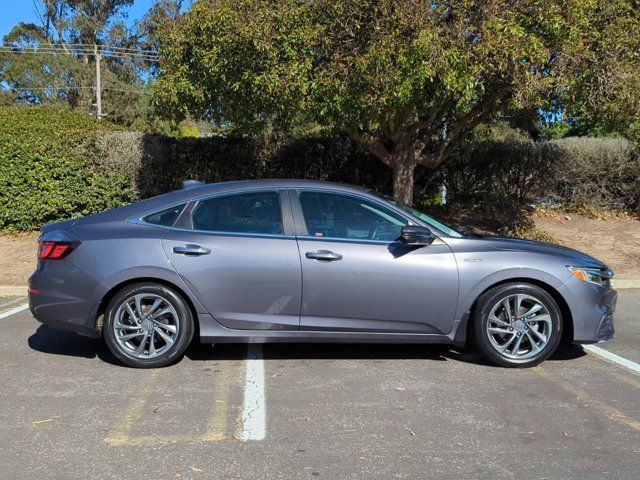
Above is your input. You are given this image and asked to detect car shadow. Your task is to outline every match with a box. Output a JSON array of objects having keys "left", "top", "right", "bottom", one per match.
[
  {"left": 188, "top": 341, "right": 587, "bottom": 366},
  {"left": 28, "top": 325, "right": 587, "bottom": 368},
  {"left": 27, "top": 325, "right": 122, "bottom": 366}
]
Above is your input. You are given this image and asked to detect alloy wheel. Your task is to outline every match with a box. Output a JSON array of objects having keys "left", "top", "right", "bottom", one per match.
[
  {"left": 485, "top": 293, "right": 552, "bottom": 360},
  {"left": 112, "top": 293, "right": 180, "bottom": 359}
]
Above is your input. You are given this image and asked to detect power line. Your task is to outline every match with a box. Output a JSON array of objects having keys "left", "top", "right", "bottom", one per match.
[
  {"left": 0, "top": 43, "right": 159, "bottom": 61},
  {"left": 1, "top": 85, "right": 147, "bottom": 94},
  {"left": 0, "top": 42, "right": 156, "bottom": 118}
]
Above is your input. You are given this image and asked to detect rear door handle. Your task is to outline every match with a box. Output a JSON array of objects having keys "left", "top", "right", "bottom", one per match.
[
  {"left": 305, "top": 250, "right": 343, "bottom": 261},
  {"left": 173, "top": 244, "right": 211, "bottom": 256}
]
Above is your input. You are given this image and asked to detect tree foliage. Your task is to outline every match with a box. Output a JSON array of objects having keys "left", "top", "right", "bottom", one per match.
[
  {"left": 155, "top": 0, "right": 640, "bottom": 202},
  {"left": 0, "top": 0, "right": 184, "bottom": 127}
]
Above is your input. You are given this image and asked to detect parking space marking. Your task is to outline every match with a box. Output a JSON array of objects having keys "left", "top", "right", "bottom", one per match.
[
  {"left": 533, "top": 366, "right": 640, "bottom": 431},
  {"left": 0, "top": 303, "right": 29, "bottom": 319},
  {"left": 202, "top": 360, "right": 233, "bottom": 441},
  {"left": 105, "top": 360, "right": 236, "bottom": 446},
  {"left": 583, "top": 344, "right": 640, "bottom": 374},
  {"left": 239, "top": 344, "right": 266, "bottom": 441},
  {"left": 105, "top": 370, "right": 159, "bottom": 446}
]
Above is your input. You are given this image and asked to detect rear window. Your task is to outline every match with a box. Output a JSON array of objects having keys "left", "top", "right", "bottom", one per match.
[{"left": 143, "top": 204, "right": 186, "bottom": 227}]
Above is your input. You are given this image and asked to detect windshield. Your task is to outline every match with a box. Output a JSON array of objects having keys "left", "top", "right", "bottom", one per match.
[{"left": 382, "top": 196, "right": 463, "bottom": 238}]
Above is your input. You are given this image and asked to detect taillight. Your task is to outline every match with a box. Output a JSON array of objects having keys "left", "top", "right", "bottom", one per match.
[{"left": 38, "top": 240, "right": 79, "bottom": 260}]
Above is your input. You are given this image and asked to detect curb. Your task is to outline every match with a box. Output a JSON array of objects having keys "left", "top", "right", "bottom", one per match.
[
  {"left": 0, "top": 286, "right": 27, "bottom": 296},
  {"left": 0, "top": 279, "right": 639, "bottom": 297},
  {"left": 611, "top": 279, "right": 640, "bottom": 289}
]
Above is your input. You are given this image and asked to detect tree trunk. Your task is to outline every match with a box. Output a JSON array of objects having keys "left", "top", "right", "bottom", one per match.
[{"left": 391, "top": 152, "right": 416, "bottom": 205}]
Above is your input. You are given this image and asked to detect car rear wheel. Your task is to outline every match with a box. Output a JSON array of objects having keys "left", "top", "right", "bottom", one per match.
[
  {"left": 104, "top": 283, "right": 194, "bottom": 368},
  {"left": 472, "top": 283, "right": 562, "bottom": 368}
]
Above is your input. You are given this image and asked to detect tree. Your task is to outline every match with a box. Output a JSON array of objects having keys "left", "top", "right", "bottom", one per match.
[
  {"left": 0, "top": 1, "right": 183, "bottom": 126},
  {"left": 154, "top": 0, "right": 640, "bottom": 203}
]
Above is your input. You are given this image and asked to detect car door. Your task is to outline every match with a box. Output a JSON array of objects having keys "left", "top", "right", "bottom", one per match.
[
  {"left": 292, "top": 189, "right": 459, "bottom": 335},
  {"left": 162, "top": 189, "right": 302, "bottom": 330}
]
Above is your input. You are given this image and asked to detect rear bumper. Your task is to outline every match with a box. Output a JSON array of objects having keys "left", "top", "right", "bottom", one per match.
[{"left": 28, "top": 259, "right": 104, "bottom": 338}]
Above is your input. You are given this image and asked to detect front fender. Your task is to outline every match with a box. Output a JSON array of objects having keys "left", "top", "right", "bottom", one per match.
[{"left": 448, "top": 267, "right": 569, "bottom": 343}]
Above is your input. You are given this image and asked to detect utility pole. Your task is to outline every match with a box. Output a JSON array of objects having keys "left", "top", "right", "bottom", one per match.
[{"left": 94, "top": 44, "right": 103, "bottom": 120}]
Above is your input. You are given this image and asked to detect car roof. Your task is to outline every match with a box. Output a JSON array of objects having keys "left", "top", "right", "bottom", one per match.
[
  {"left": 76, "top": 179, "right": 376, "bottom": 225},
  {"left": 181, "top": 179, "right": 370, "bottom": 195}
]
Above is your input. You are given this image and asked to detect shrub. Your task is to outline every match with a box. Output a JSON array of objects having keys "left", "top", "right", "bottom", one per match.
[
  {"left": 94, "top": 131, "right": 393, "bottom": 199},
  {"left": 549, "top": 136, "right": 640, "bottom": 211},
  {"left": 438, "top": 126, "right": 640, "bottom": 216},
  {"left": 0, "top": 106, "right": 135, "bottom": 231},
  {"left": 442, "top": 124, "right": 556, "bottom": 215}
]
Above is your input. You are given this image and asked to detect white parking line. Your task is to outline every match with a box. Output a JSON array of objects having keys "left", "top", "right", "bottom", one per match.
[
  {"left": 0, "top": 303, "right": 29, "bottom": 319},
  {"left": 240, "top": 344, "right": 266, "bottom": 441},
  {"left": 584, "top": 344, "right": 640, "bottom": 374}
]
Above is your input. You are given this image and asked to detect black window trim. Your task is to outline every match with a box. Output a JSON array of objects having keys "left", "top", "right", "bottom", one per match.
[
  {"left": 135, "top": 202, "right": 189, "bottom": 229},
  {"left": 170, "top": 188, "right": 294, "bottom": 238}
]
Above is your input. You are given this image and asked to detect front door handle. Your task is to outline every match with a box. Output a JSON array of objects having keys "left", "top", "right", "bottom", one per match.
[
  {"left": 173, "top": 244, "right": 211, "bottom": 256},
  {"left": 305, "top": 250, "right": 343, "bottom": 261}
]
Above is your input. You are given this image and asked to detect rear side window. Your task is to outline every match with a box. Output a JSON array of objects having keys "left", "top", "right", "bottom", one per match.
[
  {"left": 143, "top": 204, "right": 186, "bottom": 227},
  {"left": 191, "top": 191, "right": 283, "bottom": 235}
]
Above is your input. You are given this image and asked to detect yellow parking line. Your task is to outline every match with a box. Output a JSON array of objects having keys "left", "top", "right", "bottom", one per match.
[
  {"left": 533, "top": 366, "right": 640, "bottom": 431},
  {"left": 105, "top": 370, "right": 159, "bottom": 446},
  {"left": 105, "top": 361, "right": 236, "bottom": 446},
  {"left": 202, "top": 360, "right": 233, "bottom": 441}
]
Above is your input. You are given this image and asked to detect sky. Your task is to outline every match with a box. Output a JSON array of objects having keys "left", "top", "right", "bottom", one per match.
[{"left": 0, "top": 0, "right": 158, "bottom": 40}]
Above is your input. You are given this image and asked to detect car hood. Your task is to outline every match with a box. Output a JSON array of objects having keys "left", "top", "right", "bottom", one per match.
[{"left": 480, "top": 236, "right": 606, "bottom": 268}]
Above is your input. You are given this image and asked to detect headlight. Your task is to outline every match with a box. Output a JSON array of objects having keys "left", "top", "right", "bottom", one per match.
[{"left": 567, "top": 266, "right": 612, "bottom": 286}]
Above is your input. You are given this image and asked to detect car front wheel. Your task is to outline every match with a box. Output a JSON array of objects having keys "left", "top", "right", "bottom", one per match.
[
  {"left": 104, "top": 283, "right": 194, "bottom": 368},
  {"left": 472, "top": 283, "right": 562, "bottom": 368}
]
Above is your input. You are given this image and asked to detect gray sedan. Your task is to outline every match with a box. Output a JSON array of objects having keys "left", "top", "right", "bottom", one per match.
[{"left": 28, "top": 180, "right": 617, "bottom": 368}]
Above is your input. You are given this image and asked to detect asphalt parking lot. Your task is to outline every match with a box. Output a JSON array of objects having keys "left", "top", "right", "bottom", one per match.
[{"left": 0, "top": 291, "right": 638, "bottom": 480}]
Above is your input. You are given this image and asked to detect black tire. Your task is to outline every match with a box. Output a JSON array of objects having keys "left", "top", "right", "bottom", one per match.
[
  {"left": 472, "top": 283, "right": 562, "bottom": 368},
  {"left": 104, "top": 282, "right": 194, "bottom": 368}
]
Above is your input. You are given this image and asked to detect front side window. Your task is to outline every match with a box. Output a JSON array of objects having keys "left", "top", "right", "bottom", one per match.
[
  {"left": 191, "top": 191, "right": 283, "bottom": 235},
  {"left": 298, "top": 191, "right": 407, "bottom": 241}
]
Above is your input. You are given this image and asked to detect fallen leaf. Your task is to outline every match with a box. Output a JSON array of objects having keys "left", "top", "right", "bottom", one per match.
[
  {"left": 404, "top": 427, "right": 416, "bottom": 436},
  {"left": 189, "top": 466, "right": 203, "bottom": 473},
  {"left": 271, "top": 372, "right": 282, "bottom": 378},
  {"left": 4, "top": 364, "right": 17, "bottom": 368},
  {"left": 32, "top": 418, "right": 54, "bottom": 425}
]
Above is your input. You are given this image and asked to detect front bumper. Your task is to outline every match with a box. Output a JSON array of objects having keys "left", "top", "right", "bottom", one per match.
[
  {"left": 28, "top": 259, "right": 104, "bottom": 338},
  {"left": 559, "top": 275, "right": 617, "bottom": 344}
]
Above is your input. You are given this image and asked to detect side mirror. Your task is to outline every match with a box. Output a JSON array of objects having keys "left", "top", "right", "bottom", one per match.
[{"left": 400, "top": 225, "right": 436, "bottom": 246}]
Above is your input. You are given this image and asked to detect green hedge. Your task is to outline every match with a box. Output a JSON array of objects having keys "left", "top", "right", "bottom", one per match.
[
  {"left": 0, "top": 106, "right": 135, "bottom": 231},
  {"left": 94, "top": 131, "right": 392, "bottom": 199},
  {"left": 2, "top": 106, "right": 638, "bottom": 232}
]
